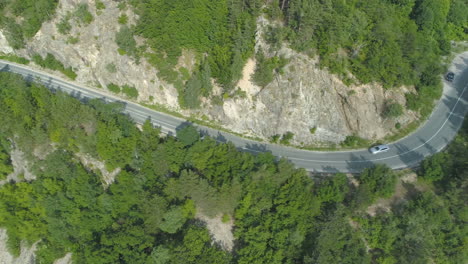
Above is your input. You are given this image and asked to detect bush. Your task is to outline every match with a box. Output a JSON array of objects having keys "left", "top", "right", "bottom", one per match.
[
  {"left": 280, "top": 132, "right": 294, "bottom": 144},
  {"left": 310, "top": 127, "right": 317, "bottom": 134},
  {"left": 342, "top": 134, "right": 367, "bottom": 147},
  {"left": 107, "top": 83, "right": 121, "bottom": 93},
  {"left": 382, "top": 101, "right": 403, "bottom": 118},
  {"left": 122, "top": 85, "right": 138, "bottom": 99},
  {"left": 75, "top": 4, "right": 93, "bottom": 25},
  {"left": 270, "top": 134, "right": 280, "bottom": 143}
]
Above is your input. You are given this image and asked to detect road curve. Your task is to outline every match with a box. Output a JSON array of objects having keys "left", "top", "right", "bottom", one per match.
[{"left": 1, "top": 52, "right": 467, "bottom": 173}]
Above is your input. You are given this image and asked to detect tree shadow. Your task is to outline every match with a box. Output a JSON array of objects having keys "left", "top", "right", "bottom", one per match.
[
  {"left": 0, "top": 64, "right": 9, "bottom": 72},
  {"left": 175, "top": 121, "right": 196, "bottom": 132},
  {"left": 242, "top": 142, "right": 269, "bottom": 155},
  {"left": 319, "top": 165, "right": 341, "bottom": 174},
  {"left": 346, "top": 153, "right": 377, "bottom": 173},
  {"left": 392, "top": 142, "right": 425, "bottom": 170},
  {"left": 441, "top": 93, "right": 468, "bottom": 133}
]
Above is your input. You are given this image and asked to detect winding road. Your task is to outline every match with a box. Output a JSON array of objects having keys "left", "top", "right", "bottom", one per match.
[{"left": 1, "top": 52, "right": 467, "bottom": 173}]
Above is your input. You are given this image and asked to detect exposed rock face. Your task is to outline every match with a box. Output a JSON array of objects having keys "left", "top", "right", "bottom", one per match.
[{"left": 3, "top": 0, "right": 417, "bottom": 146}]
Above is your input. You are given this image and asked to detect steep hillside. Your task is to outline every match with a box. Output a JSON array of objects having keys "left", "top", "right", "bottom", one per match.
[{"left": 0, "top": 0, "right": 466, "bottom": 147}]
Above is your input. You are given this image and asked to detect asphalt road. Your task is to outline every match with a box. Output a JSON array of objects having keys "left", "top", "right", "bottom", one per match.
[{"left": 1, "top": 52, "right": 467, "bottom": 173}]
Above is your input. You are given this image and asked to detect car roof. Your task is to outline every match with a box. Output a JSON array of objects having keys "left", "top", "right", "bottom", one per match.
[{"left": 375, "top": 144, "right": 389, "bottom": 147}]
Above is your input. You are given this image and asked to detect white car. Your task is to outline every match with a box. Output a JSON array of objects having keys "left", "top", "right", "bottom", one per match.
[{"left": 369, "top": 144, "right": 390, "bottom": 154}]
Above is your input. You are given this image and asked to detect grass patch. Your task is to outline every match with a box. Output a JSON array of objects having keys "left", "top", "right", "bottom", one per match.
[{"left": 0, "top": 53, "right": 30, "bottom": 64}]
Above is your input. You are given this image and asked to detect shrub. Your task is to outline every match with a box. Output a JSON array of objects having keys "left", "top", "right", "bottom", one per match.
[
  {"left": 270, "top": 134, "right": 280, "bottom": 143},
  {"left": 107, "top": 83, "right": 121, "bottom": 93},
  {"left": 342, "top": 134, "right": 367, "bottom": 147},
  {"left": 280, "top": 132, "right": 294, "bottom": 145},
  {"left": 75, "top": 4, "right": 93, "bottom": 25},
  {"left": 382, "top": 101, "right": 403, "bottom": 118},
  {"left": 310, "top": 127, "right": 317, "bottom": 134},
  {"left": 122, "top": 85, "right": 138, "bottom": 99}
]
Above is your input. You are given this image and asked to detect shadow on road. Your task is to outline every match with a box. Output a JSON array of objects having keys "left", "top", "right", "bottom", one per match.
[
  {"left": 442, "top": 93, "right": 468, "bottom": 131},
  {"left": 345, "top": 153, "right": 376, "bottom": 173},
  {"left": 393, "top": 143, "right": 424, "bottom": 169},
  {"left": 319, "top": 165, "right": 341, "bottom": 174},
  {"left": 242, "top": 142, "right": 269, "bottom": 155},
  {"left": 0, "top": 64, "right": 9, "bottom": 72}
]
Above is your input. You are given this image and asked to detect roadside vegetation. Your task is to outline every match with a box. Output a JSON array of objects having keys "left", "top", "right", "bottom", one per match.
[
  {"left": 106, "top": 82, "right": 139, "bottom": 99},
  {"left": 0, "top": 72, "right": 466, "bottom": 263},
  {"left": 32, "top": 53, "right": 77, "bottom": 80}
]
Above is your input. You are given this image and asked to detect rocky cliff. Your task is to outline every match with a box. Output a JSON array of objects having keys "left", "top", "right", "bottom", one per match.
[{"left": 0, "top": 0, "right": 418, "bottom": 147}]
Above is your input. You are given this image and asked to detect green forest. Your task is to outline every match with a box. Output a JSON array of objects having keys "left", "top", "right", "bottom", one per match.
[{"left": 0, "top": 72, "right": 466, "bottom": 263}]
